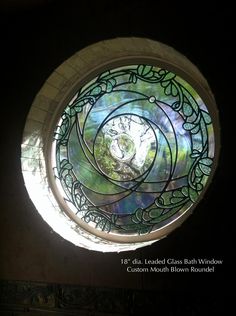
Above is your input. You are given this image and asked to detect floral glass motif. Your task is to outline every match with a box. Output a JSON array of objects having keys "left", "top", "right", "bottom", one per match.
[{"left": 52, "top": 64, "right": 215, "bottom": 236}]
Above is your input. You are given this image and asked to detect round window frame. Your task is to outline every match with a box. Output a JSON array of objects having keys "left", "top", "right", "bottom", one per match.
[{"left": 21, "top": 38, "right": 220, "bottom": 251}]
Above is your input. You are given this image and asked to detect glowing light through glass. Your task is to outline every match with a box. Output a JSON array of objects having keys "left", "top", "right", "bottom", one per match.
[{"left": 52, "top": 64, "right": 215, "bottom": 236}]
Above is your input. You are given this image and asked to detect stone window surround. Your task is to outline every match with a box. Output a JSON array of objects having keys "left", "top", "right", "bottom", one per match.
[{"left": 21, "top": 37, "right": 220, "bottom": 252}]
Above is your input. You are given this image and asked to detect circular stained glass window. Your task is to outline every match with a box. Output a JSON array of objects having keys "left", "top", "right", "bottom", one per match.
[{"left": 21, "top": 38, "right": 219, "bottom": 252}]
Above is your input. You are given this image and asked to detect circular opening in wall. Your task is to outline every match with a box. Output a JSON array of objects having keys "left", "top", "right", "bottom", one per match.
[{"left": 21, "top": 38, "right": 220, "bottom": 252}]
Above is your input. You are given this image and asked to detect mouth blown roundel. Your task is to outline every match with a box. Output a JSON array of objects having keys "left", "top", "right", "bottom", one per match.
[{"left": 52, "top": 63, "right": 216, "bottom": 237}]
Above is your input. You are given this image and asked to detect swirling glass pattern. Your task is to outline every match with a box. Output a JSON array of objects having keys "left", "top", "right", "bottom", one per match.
[{"left": 52, "top": 64, "right": 215, "bottom": 236}]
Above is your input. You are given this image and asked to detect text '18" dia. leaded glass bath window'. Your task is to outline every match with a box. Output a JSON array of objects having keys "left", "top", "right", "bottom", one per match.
[{"left": 21, "top": 38, "right": 219, "bottom": 252}]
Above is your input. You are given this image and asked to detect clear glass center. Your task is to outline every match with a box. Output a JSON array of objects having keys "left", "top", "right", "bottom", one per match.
[
  {"left": 94, "top": 115, "right": 157, "bottom": 181},
  {"left": 110, "top": 133, "right": 136, "bottom": 162}
]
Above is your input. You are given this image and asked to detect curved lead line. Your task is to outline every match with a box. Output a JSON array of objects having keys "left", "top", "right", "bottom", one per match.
[
  {"left": 77, "top": 111, "right": 153, "bottom": 193},
  {"left": 75, "top": 119, "right": 97, "bottom": 170},
  {"left": 68, "top": 122, "right": 127, "bottom": 195},
  {"left": 99, "top": 98, "right": 178, "bottom": 180},
  {"left": 75, "top": 107, "right": 171, "bottom": 209},
  {"left": 88, "top": 96, "right": 148, "bottom": 154},
  {"left": 81, "top": 90, "right": 147, "bottom": 151},
  {"left": 64, "top": 106, "right": 185, "bottom": 216},
  {"left": 154, "top": 101, "right": 179, "bottom": 178},
  {"left": 76, "top": 114, "right": 146, "bottom": 192},
  {"left": 136, "top": 175, "right": 188, "bottom": 193},
  {"left": 68, "top": 116, "right": 163, "bottom": 212},
  {"left": 64, "top": 68, "right": 200, "bottom": 218},
  {"left": 83, "top": 119, "right": 173, "bottom": 213},
  {"left": 80, "top": 184, "right": 131, "bottom": 208},
  {"left": 93, "top": 112, "right": 158, "bottom": 182},
  {"left": 141, "top": 116, "right": 173, "bottom": 184}
]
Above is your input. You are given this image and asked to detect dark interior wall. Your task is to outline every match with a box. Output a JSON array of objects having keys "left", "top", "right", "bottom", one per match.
[{"left": 0, "top": 0, "right": 234, "bottom": 295}]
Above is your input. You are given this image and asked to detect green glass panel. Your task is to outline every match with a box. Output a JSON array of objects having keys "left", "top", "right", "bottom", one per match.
[{"left": 53, "top": 64, "right": 215, "bottom": 235}]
